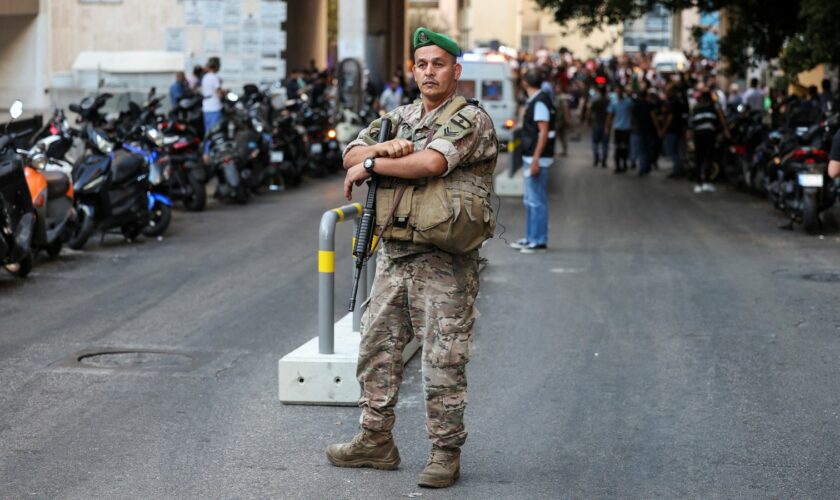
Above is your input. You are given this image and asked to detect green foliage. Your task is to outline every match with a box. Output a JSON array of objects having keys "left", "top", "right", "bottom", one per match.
[
  {"left": 780, "top": 0, "right": 840, "bottom": 76},
  {"left": 534, "top": 0, "right": 839, "bottom": 77}
]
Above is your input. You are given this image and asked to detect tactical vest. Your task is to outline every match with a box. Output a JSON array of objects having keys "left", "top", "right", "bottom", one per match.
[
  {"left": 520, "top": 91, "right": 556, "bottom": 158},
  {"left": 372, "top": 96, "right": 497, "bottom": 255}
]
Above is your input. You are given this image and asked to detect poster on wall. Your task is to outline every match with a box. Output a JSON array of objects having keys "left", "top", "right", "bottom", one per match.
[
  {"left": 260, "top": 0, "right": 286, "bottom": 24},
  {"left": 241, "top": 32, "right": 260, "bottom": 55},
  {"left": 166, "top": 28, "right": 185, "bottom": 52},
  {"left": 220, "top": 57, "right": 243, "bottom": 86},
  {"left": 223, "top": 0, "right": 242, "bottom": 26},
  {"left": 202, "top": 0, "right": 224, "bottom": 29},
  {"left": 242, "top": 58, "right": 260, "bottom": 75},
  {"left": 203, "top": 29, "right": 222, "bottom": 54},
  {"left": 185, "top": 0, "right": 202, "bottom": 25},
  {"left": 223, "top": 30, "right": 240, "bottom": 53},
  {"left": 260, "top": 30, "right": 283, "bottom": 56}
]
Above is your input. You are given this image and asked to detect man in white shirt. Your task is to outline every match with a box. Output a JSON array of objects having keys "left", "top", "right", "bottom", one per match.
[
  {"left": 201, "top": 57, "right": 223, "bottom": 135},
  {"left": 742, "top": 78, "right": 765, "bottom": 113},
  {"left": 378, "top": 77, "right": 403, "bottom": 113}
]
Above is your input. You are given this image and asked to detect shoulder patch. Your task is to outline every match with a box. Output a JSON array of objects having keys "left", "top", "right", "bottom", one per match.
[{"left": 436, "top": 110, "right": 478, "bottom": 141}]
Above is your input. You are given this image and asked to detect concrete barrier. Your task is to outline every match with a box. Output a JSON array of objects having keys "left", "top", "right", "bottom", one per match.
[{"left": 278, "top": 202, "right": 420, "bottom": 405}]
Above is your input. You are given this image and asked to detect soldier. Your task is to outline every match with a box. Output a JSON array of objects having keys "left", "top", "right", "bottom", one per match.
[{"left": 327, "top": 27, "right": 498, "bottom": 488}]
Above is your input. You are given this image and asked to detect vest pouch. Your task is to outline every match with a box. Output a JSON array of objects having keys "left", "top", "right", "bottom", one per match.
[
  {"left": 410, "top": 176, "right": 452, "bottom": 231},
  {"left": 375, "top": 184, "right": 414, "bottom": 241},
  {"left": 411, "top": 176, "right": 494, "bottom": 254}
]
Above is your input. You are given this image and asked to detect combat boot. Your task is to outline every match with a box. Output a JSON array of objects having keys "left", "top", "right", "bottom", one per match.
[
  {"left": 417, "top": 446, "right": 461, "bottom": 488},
  {"left": 325, "top": 429, "right": 400, "bottom": 470}
]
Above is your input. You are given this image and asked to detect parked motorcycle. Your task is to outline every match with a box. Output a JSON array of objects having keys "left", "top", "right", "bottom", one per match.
[
  {"left": 66, "top": 122, "right": 152, "bottom": 249},
  {"left": 763, "top": 115, "right": 839, "bottom": 233},
  {"left": 206, "top": 92, "right": 264, "bottom": 203},
  {"left": 20, "top": 142, "right": 77, "bottom": 258},
  {"left": 121, "top": 124, "right": 174, "bottom": 237},
  {"left": 0, "top": 101, "right": 35, "bottom": 277}
]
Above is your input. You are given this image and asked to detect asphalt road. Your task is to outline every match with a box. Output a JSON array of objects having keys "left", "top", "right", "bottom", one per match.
[{"left": 2, "top": 141, "right": 840, "bottom": 499}]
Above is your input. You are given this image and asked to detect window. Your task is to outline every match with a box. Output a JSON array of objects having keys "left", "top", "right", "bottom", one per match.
[
  {"left": 481, "top": 80, "right": 503, "bottom": 101},
  {"left": 458, "top": 80, "right": 476, "bottom": 100}
]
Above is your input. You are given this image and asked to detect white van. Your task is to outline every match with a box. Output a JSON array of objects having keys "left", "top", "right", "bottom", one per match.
[
  {"left": 652, "top": 50, "right": 689, "bottom": 74},
  {"left": 457, "top": 58, "right": 517, "bottom": 143}
]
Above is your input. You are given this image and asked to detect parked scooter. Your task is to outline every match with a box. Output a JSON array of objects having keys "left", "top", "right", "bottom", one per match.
[
  {"left": 66, "top": 123, "right": 152, "bottom": 249},
  {"left": 20, "top": 142, "right": 77, "bottom": 258},
  {"left": 0, "top": 101, "right": 35, "bottom": 277},
  {"left": 755, "top": 113, "right": 839, "bottom": 233},
  {"left": 206, "top": 92, "right": 260, "bottom": 204},
  {"left": 120, "top": 124, "right": 174, "bottom": 237}
]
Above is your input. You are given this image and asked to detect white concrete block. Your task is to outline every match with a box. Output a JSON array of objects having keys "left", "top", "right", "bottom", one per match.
[
  {"left": 494, "top": 168, "right": 524, "bottom": 197},
  {"left": 278, "top": 313, "right": 421, "bottom": 405}
]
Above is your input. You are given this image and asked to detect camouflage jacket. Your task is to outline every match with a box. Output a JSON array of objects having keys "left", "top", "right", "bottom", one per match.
[{"left": 344, "top": 95, "right": 498, "bottom": 258}]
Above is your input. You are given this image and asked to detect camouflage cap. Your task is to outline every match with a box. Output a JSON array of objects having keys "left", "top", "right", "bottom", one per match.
[{"left": 413, "top": 27, "right": 461, "bottom": 58}]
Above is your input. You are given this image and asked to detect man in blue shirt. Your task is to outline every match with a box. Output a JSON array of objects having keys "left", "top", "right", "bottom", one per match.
[
  {"left": 169, "top": 71, "right": 189, "bottom": 108},
  {"left": 605, "top": 85, "right": 633, "bottom": 173}
]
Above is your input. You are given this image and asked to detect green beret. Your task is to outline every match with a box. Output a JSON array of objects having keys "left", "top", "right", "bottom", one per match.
[{"left": 413, "top": 27, "right": 461, "bottom": 58}]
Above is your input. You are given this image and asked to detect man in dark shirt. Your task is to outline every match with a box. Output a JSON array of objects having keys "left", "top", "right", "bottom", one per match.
[
  {"left": 585, "top": 85, "right": 610, "bottom": 167},
  {"left": 632, "top": 89, "right": 659, "bottom": 177},
  {"left": 829, "top": 129, "right": 840, "bottom": 178},
  {"left": 661, "top": 84, "right": 687, "bottom": 178}
]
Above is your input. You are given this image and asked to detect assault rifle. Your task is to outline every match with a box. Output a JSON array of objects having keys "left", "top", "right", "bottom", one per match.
[{"left": 348, "top": 118, "right": 391, "bottom": 311}]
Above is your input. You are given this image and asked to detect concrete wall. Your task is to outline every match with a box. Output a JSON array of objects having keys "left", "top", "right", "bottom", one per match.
[
  {"left": 338, "top": 0, "right": 407, "bottom": 84},
  {"left": 0, "top": 0, "right": 39, "bottom": 16},
  {"left": 0, "top": 7, "right": 49, "bottom": 114},
  {"left": 286, "top": 0, "right": 328, "bottom": 72},
  {"left": 49, "top": 0, "right": 184, "bottom": 75}
]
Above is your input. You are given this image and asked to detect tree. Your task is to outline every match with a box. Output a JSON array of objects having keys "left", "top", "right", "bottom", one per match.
[
  {"left": 779, "top": 0, "right": 840, "bottom": 77},
  {"left": 532, "top": 0, "right": 826, "bottom": 77}
]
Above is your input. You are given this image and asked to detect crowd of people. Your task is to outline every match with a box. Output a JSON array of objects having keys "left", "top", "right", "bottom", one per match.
[
  {"left": 504, "top": 47, "right": 840, "bottom": 251},
  {"left": 511, "top": 48, "right": 836, "bottom": 192}
]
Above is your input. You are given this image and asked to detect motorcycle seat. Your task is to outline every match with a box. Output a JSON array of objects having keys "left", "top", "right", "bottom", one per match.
[
  {"left": 44, "top": 170, "right": 70, "bottom": 199},
  {"left": 111, "top": 151, "right": 146, "bottom": 186}
]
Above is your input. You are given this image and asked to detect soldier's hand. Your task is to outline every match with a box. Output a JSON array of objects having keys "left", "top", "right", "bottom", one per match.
[
  {"left": 376, "top": 139, "right": 413, "bottom": 158},
  {"left": 343, "top": 163, "right": 370, "bottom": 200}
]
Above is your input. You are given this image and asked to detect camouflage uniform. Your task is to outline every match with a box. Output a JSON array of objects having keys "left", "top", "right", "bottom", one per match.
[{"left": 344, "top": 95, "right": 497, "bottom": 449}]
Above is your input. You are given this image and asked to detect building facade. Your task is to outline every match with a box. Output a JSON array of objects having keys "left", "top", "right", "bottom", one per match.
[{"left": 1, "top": 0, "right": 406, "bottom": 114}]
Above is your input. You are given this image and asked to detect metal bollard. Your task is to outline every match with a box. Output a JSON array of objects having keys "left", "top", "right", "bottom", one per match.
[{"left": 318, "top": 202, "right": 363, "bottom": 355}]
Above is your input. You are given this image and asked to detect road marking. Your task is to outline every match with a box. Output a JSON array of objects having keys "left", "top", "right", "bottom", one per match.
[{"left": 550, "top": 268, "right": 586, "bottom": 274}]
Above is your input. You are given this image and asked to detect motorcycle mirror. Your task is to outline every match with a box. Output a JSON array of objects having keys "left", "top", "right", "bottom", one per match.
[
  {"left": 149, "top": 86, "right": 156, "bottom": 97},
  {"left": 9, "top": 100, "right": 23, "bottom": 120}
]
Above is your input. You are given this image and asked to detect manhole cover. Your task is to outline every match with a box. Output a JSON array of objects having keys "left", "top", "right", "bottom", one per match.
[
  {"left": 77, "top": 350, "right": 194, "bottom": 370},
  {"left": 803, "top": 271, "right": 840, "bottom": 283},
  {"left": 51, "top": 348, "right": 217, "bottom": 373}
]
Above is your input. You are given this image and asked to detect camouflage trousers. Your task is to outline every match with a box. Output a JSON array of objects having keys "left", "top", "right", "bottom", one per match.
[{"left": 357, "top": 248, "right": 479, "bottom": 449}]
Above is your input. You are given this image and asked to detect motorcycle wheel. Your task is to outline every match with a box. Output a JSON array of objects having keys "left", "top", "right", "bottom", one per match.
[
  {"left": 282, "top": 165, "right": 302, "bottom": 188},
  {"left": 234, "top": 185, "right": 249, "bottom": 205},
  {"left": 68, "top": 207, "right": 95, "bottom": 250},
  {"left": 46, "top": 240, "right": 63, "bottom": 259},
  {"left": 142, "top": 202, "right": 172, "bottom": 237},
  {"left": 182, "top": 173, "right": 207, "bottom": 212},
  {"left": 802, "top": 192, "right": 821, "bottom": 234},
  {"left": 306, "top": 161, "right": 327, "bottom": 178},
  {"left": 121, "top": 224, "right": 142, "bottom": 241},
  {"left": 5, "top": 251, "right": 33, "bottom": 278}
]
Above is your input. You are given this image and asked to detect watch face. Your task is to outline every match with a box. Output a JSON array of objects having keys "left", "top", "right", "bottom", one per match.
[{"left": 364, "top": 158, "right": 374, "bottom": 169}]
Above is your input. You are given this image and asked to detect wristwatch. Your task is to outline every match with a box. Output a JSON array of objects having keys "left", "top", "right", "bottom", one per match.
[{"left": 363, "top": 157, "right": 376, "bottom": 174}]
